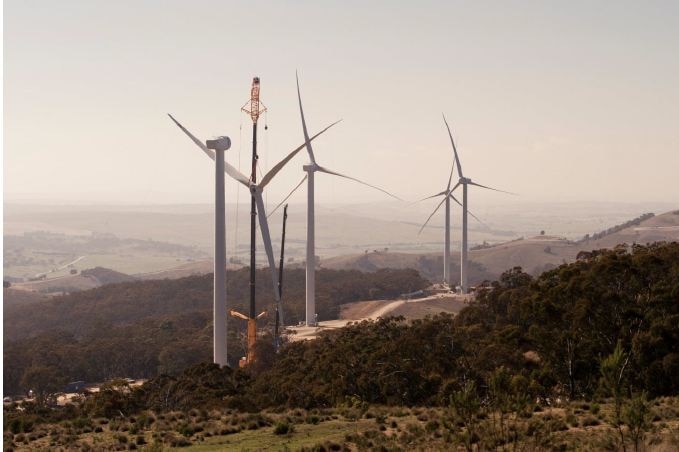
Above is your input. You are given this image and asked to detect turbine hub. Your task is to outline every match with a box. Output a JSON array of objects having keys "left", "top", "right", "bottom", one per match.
[{"left": 303, "top": 164, "right": 318, "bottom": 172}]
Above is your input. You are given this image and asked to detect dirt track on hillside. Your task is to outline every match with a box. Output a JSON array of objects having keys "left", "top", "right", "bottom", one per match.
[{"left": 288, "top": 293, "right": 471, "bottom": 342}]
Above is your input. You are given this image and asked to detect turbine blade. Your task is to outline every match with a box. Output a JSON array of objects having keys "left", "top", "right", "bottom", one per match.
[
  {"left": 442, "top": 114, "right": 463, "bottom": 179},
  {"left": 296, "top": 71, "right": 316, "bottom": 164},
  {"left": 223, "top": 162, "right": 251, "bottom": 187},
  {"left": 168, "top": 114, "right": 215, "bottom": 160},
  {"left": 450, "top": 193, "right": 463, "bottom": 208},
  {"left": 168, "top": 114, "right": 250, "bottom": 187},
  {"left": 450, "top": 181, "right": 461, "bottom": 193},
  {"left": 316, "top": 166, "right": 402, "bottom": 201},
  {"left": 254, "top": 191, "right": 281, "bottom": 303},
  {"left": 412, "top": 191, "right": 447, "bottom": 204},
  {"left": 267, "top": 175, "right": 307, "bottom": 219},
  {"left": 469, "top": 181, "right": 516, "bottom": 195},
  {"left": 418, "top": 195, "right": 448, "bottom": 235},
  {"left": 450, "top": 193, "right": 486, "bottom": 225},
  {"left": 446, "top": 164, "right": 456, "bottom": 192},
  {"left": 468, "top": 210, "right": 485, "bottom": 225},
  {"left": 259, "top": 120, "right": 341, "bottom": 188}
]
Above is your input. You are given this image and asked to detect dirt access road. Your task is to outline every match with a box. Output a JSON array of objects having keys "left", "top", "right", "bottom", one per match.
[{"left": 286, "top": 292, "right": 472, "bottom": 342}]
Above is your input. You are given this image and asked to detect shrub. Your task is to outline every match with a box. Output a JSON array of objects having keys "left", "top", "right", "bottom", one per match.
[
  {"left": 581, "top": 415, "right": 600, "bottom": 427},
  {"left": 273, "top": 422, "right": 294, "bottom": 435},
  {"left": 176, "top": 423, "right": 194, "bottom": 437},
  {"left": 306, "top": 415, "right": 320, "bottom": 425}
]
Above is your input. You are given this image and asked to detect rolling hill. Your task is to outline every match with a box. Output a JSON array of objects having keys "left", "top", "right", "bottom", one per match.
[{"left": 323, "top": 210, "right": 679, "bottom": 285}]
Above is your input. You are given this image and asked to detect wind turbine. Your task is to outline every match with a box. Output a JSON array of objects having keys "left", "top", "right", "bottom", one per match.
[
  {"left": 416, "top": 143, "right": 465, "bottom": 287},
  {"left": 169, "top": 113, "right": 338, "bottom": 363},
  {"left": 442, "top": 114, "right": 513, "bottom": 293},
  {"left": 294, "top": 73, "right": 401, "bottom": 326}
]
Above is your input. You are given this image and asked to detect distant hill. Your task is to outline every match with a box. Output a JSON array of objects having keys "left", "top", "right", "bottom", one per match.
[
  {"left": 3, "top": 267, "right": 428, "bottom": 342},
  {"left": 135, "top": 260, "right": 243, "bottom": 280},
  {"left": 1, "top": 288, "right": 49, "bottom": 309},
  {"left": 10, "top": 267, "right": 137, "bottom": 295},
  {"left": 322, "top": 210, "right": 679, "bottom": 284},
  {"left": 3, "top": 267, "right": 429, "bottom": 393},
  {"left": 80, "top": 267, "right": 138, "bottom": 285},
  {"left": 322, "top": 252, "right": 495, "bottom": 284}
]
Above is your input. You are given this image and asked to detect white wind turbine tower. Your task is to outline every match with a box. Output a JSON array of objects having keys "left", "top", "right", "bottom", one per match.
[
  {"left": 169, "top": 113, "right": 337, "bottom": 364},
  {"left": 443, "top": 115, "right": 513, "bottom": 293},
  {"left": 416, "top": 143, "right": 466, "bottom": 287},
  {"left": 295, "top": 73, "right": 401, "bottom": 326}
]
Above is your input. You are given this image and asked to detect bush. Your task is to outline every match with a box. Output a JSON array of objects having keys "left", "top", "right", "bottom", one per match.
[
  {"left": 306, "top": 415, "right": 320, "bottom": 425},
  {"left": 273, "top": 422, "right": 294, "bottom": 435},
  {"left": 176, "top": 423, "right": 194, "bottom": 437},
  {"left": 581, "top": 415, "right": 600, "bottom": 427}
]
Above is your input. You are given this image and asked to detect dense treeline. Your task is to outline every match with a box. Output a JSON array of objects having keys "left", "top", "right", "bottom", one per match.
[
  {"left": 5, "top": 242, "right": 679, "bottom": 411},
  {"left": 131, "top": 242, "right": 679, "bottom": 411},
  {"left": 3, "top": 268, "right": 428, "bottom": 394}
]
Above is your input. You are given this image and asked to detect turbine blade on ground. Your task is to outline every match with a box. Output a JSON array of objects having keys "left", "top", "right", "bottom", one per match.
[
  {"left": 296, "top": 71, "right": 316, "bottom": 164},
  {"left": 168, "top": 114, "right": 215, "bottom": 160},
  {"left": 418, "top": 195, "right": 448, "bottom": 235},
  {"left": 259, "top": 120, "right": 341, "bottom": 188},
  {"left": 316, "top": 166, "right": 402, "bottom": 201},
  {"left": 443, "top": 114, "right": 463, "bottom": 179},
  {"left": 267, "top": 175, "right": 307, "bottom": 219},
  {"left": 469, "top": 181, "right": 516, "bottom": 195},
  {"left": 254, "top": 191, "right": 281, "bottom": 303}
]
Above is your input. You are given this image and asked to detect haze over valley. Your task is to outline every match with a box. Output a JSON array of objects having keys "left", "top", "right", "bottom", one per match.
[{"left": 4, "top": 201, "right": 677, "bottom": 291}]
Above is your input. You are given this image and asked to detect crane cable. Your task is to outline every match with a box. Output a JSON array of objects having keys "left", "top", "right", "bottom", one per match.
[
  {"left": 234, "top": 118, "right": 243, "bottom": 261},
  {"left": 263, "top": 110, "right": 269, "bottom": 209},
  {"left": 255, "top": 111, "right": 269, "bottom": 210}
]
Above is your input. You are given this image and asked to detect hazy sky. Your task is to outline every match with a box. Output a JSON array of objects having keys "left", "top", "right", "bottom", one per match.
[{"left": 4, "top": 0, "right": 679, "bottom": 206}]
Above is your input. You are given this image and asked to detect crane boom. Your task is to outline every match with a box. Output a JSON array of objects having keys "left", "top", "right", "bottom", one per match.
[
  {"left": 241, "top": 77, "right": 267, "bottom": 124},
  {"left": 233, "top": 76, "right": 268, "bottom": 367}
]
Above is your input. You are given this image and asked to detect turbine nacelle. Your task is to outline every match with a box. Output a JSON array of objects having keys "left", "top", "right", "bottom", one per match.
[
  {"left": 459, "top": 177, "right": 472, "bottom": 184},
  {"left": 303, "top": 163, "right": 319, "bottom": 172},
  {"left": 206, "top": 136, "right": 232, "bottom": 152}
]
